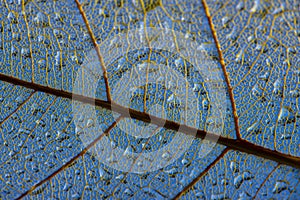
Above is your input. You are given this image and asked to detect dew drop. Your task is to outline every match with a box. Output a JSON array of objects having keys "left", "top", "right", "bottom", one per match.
[
  {"left": 193, "top": 83, "right": 200, "bottom": 92},
  {"left": 15, "top": 96, "right": 23, "bottom": 104},
  {"left": 251, "top": 84, "right": 262, "bottom": 97},
  {"left": 280, "top": 133, "right": 291, "bottom": 140},
  {"left": 258, "top": 71, "right": 269, "bottom": 80},
  {"left": 289, "top": 89, "right": 300, "bottom": 98},
  {"left": 164, "top": 167, "right": 178, "bottom": 177},
  {"left": 71, "top": 193, "right": 80, "bottom": 200},
  {"left": 124, "top": 188, "right": 134, "bottom": 197},
  {"left": 221, "top": 16, "right": 231, "bottom": 27},
  {"left": 211, "top": 193, "right": 228, "bottom": 200},
  {"left": 202, "top": 98, "right": 209, "bottom": 110},
  {"left": 115, "top": 174, "right": 125, "bottom": 180},
  {"left": 226, "top": 26, "right": 238, "bottom": 41},
  {"left": 181, "top": 158, "right": 189, "bottom": 166},
  {"left": 234, "top": 175, "right": 244, "bottom": 189},
  {"left": 230, "top": 161, "right": 239, "bottom": 173},
  {"left": 247, "top": 121, "right": 260, "bottom": 133},
  {"left": 238, "top": 191, "right": 252, "bottom": 200},
  {"left": 162, "top": 151, "right": 171, "bottom": 161},
  {"left": 278, "top": 107, "right": 295, "bottom": 124},
  {"left": 195, "top": 191, "right": 205, "bottom": 199},
  {"left": 221, "top": 178, "right": 229, "bottom": 185},
  {"left": 247, "top": 35, "right": 254, "bottom": 43},
  {"left": 287, "top": 47, "right": 296, "bottom": 54},
  {"left": 250, "top": 0, "right": 260, "bottom": 13},
  {"left": 111, "top": 140, "right": 117, "bottom": 149},
  {"left": 63, "top": 183, "right": 72, "bottom": 191},
  {"left": 11, "top": 46, "right": 18, "bottom": 56},
  {"left": 236, "top": 2, "right": 244, "bottom": 11},
  {"left": 242, "top": 171, "right": 253, "bottom": 180},
  {"left": 5, "top": 173, "right": 11, "bottom": 178},
  {"left": 7, "top": 12, "right": 17, "bottom": 23},
  {"left": 255, "top": 44, "right": 262, "bottom": 51},
  {"left": 106, "top": 153, "right": 117, "bottom": 164},
  {"left": 75, "top": 169, "right": 80, "bottom": 175},
  {"left": 34, "top": 12, "right": 48, "bottom": 26},
  {"left": 272, "top": 3, "right": 285, "bottom": 15},
  {"left": 272, "top": 180, "right": 288, "bottom": 194},
  {"left": 86, "top": 118, "right": 94, "bottom": 127},
  {"left": 63, "top": 116, "right": 71, "bottom": 123},
  {"left": 175, "top": 57, "right": 183, "bottom": 67},
  {"left": 137, "top": 161, "right": 143, "bottom": 168},
  {"left": 273, "top": 78, "right": 283, "bottom": 95}
]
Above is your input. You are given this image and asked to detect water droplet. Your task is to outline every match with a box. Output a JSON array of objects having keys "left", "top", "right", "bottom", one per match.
[
  {"left": 111, "top": 140, "right": 117, "bottom": 149},
  {"left": 221, "top": 16, "right": 231, "bottom": 27},
  {"left": 63, "top": 116, "right": 71, "bottom": 123},
  {"left": 250, "top": 0, "right": 260, "bottom": 13},
  {"left": 289, "top": 89, "right": 300, "bottom": 98},
  {"left": 278, "top": 106, "right": 295, "bottom": 124},
  {"left": 71, "top": 193, "right": 80, "bottom": 200},
  {"left": 115, "top": 174, "right": 124, "bottom": 180},
  {"left": 16, "top": 169, "right": 24, "bottom": 175},
  {"left": 211, "top": 193, "right": 228, "bottom": 200},
  {"left": 247, "top": 35, "right": 254, "bottom": 43},
  {"left": 7, "top": 12, "right": 17, "bottom": 23},
  {"left": 189, "top": 168, "right": 197, "bottom": 177},
  {"left": 255, "top": 44, "right": 262, "bottom": 51},
  {"left": 25, "top": 154, "right": 33, "bottom": 161},
  {"left": 259, "top": 71, "right": 269, "bottom": 80},
  {"left": 238, "top": 191, "right": 252, "bottom": 200},
  {"left": 137, "top": 161, "right": 143, "bottom": 167},
  {"left": 247, "top": 121, "right": 260, "bottom": 133},
  {"left": 124, "top": 188, "right": 134, "bottom": 197},
  {"left": 230, "top": 161, "right": 239, "bottom": 173},
  {"left": 63, "top": 183, "right": 72, "bottom": 191},
  {"left": 234, "top": 175, "right": 244, "bottom": 189},
  {"left": 221, "top": 178, "right": 229, "bottom": 185},
  {"left": 235, "top": 48, "right": 244, "bottom": 63},
  {"left": 236, "top": 2, "right": 244, "bottom": 11},
  {"left": 164, "top": 167, "right": 178, "bottom": 177},
  {"left": 192, "top": 83, "right": 200, "bottom": 92},
  {"left": 294, "top": 69, "right": 300, "bottom": 76},
  {"left": 106, "top": 153, "right": 117, "bottom": 164},
  {"left": 272, "top": 3, "right": 285, "bottom": 15},
  {"left": 273, "top": 78, "right": 283, "bottom": 95},
  {"left": 15, "top": 96, "right": 23, "bottom": 104},
  {"left": 202, "top": 98, "right": 209, "bottom": 110},
  {"left": 53, "top": 29, "right": 63, "bottom": 39},
  {"left": 86, "top": 119, "right": 94, "bottom": 127},
  {"left": 181, "top": 158, "right": 189, "bottom": 166},
  {"left": 252, "top": 84, "right": 262, "bottom": 97},
  {"left": 162, "top": 151, "right": 171, "bottom": 161},
  {"left": 5, "top": 173, "right": 11, "bottom": 179},
  {"left": 75, "top": 169, "right": 80, "bottom": 175},
  {"left": 34, "top": 12, "right": 48, "bottom": 26},
  {"left": 226, "top": 26, "right": 238, "bottom": 41},
  {"left": 175, "top": 57, "right": 183, "bottom": 67},
  {"left": 280, "top": 133, "right": 292, "bottom": 140},
  {"left": 195, "top": 191, "right": 205, "bottom": 198},
  {"left": 272, "top": 180, "right": 288, "bottom": 194},
  {"left": 242, "top": 171, "right": 253, "bottom": 180}
]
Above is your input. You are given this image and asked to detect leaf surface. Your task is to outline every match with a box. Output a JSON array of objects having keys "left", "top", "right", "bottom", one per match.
[{"left": 0, "top": 0, "right": 299, "bottom": 199}]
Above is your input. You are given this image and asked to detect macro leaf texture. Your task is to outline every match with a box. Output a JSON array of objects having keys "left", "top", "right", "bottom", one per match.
[{"left": 0, "top": 0, "right": 299, "bottom": 199}]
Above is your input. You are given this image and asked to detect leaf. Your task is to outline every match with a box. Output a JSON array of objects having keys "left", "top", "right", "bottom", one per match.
[{"left": 0, "top": 0, "right": 299, "bottom": 199}]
